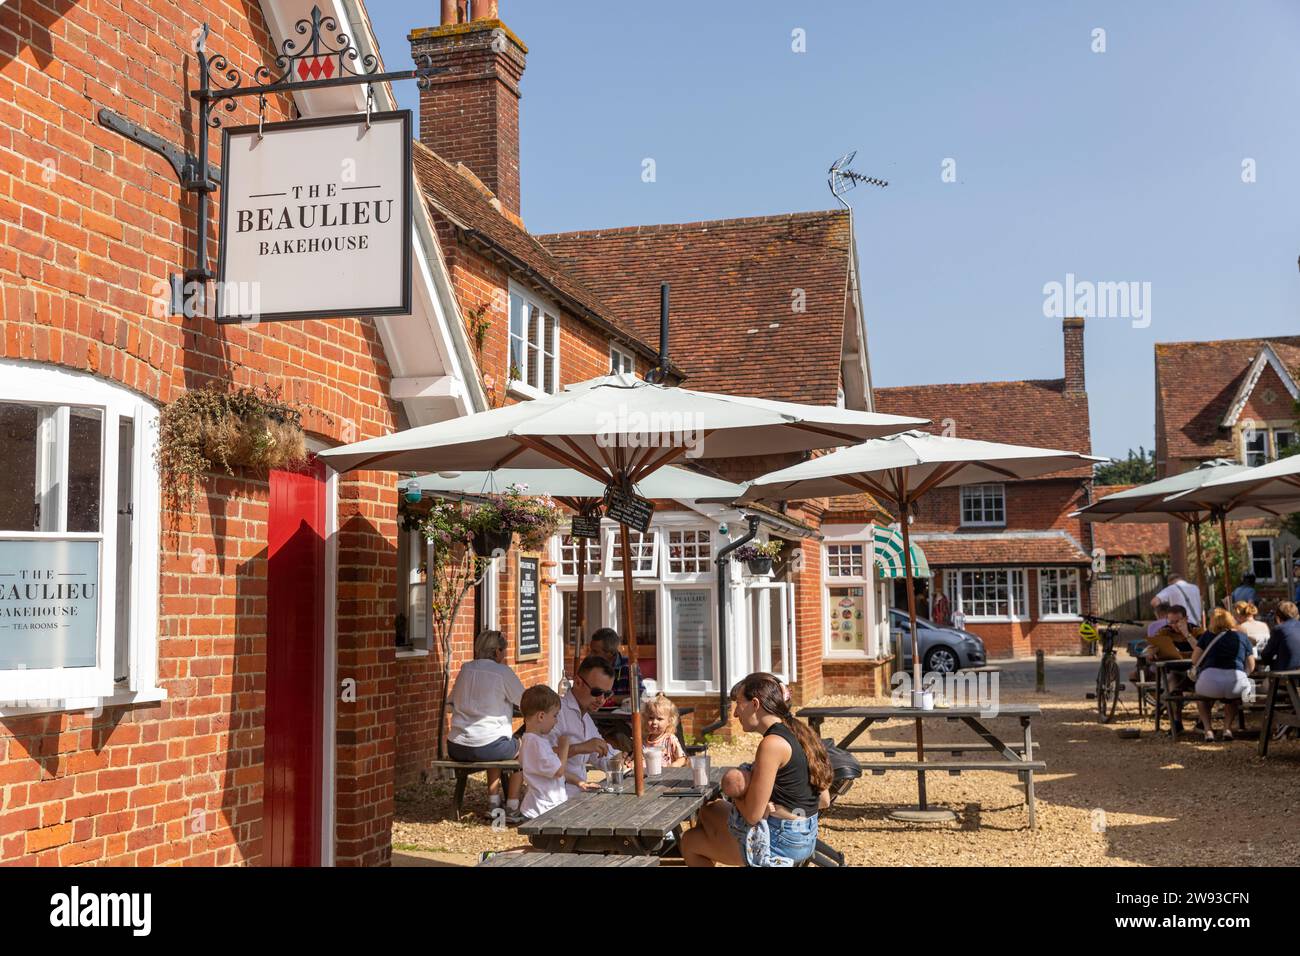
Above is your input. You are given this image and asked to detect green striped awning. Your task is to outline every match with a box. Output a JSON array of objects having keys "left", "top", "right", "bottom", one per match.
[{"left": 873, "top": 525, "right": 930, "bottom": 579}]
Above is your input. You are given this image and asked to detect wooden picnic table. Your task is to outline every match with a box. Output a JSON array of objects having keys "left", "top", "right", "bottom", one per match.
[
  {"left": 799, "top": 704, "right": 1044, "bottom": 828},
  {"left": 518, "top": 765, "right": 724, "bottom": 855},
  {"left": 1257, "top": 668, "right": 1300, "bottom": 757},
  {"left": 1151, "top": 660, "right": 1273, "bottom": 738}
]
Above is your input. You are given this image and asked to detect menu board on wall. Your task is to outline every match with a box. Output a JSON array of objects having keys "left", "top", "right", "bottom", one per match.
[
  {"left": 828, "top": 586, "right": 866, "bottom": 653},
  {"left": 670, "top": 588, "right": 712, "bottom": 682},
  {"left": 516, "top": 557, "right": 541, "bottom": 661}
]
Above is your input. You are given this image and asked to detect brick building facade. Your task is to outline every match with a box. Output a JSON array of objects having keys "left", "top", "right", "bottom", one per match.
[{"left": 872, "top": 319, "right": 1096, "bottom": 658}]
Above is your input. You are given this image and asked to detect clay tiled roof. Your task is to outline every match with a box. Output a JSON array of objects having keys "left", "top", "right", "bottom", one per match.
[
  {"left": 410, "top": 141, "right": 658, "bottom": 362},
  {"left": 1089, "top": 485, "right": 1173, "bottom": 556},
  {"left": 912, "top": 531, "right": 1091, "bottom": 566},
  {"left": 538, "top": 211, "right": 852, "bottom": 404},
  {"left": 1155, "top": 336, "right": 1300, "bottom": 463},
  {"left": 872, "top": 379, "right": 1093, "bottom": 478}
]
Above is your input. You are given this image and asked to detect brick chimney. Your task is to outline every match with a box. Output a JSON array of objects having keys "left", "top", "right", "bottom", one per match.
[
  {"left": 1063, "top": 317, "right": 1086, "bottom": 394},
  {"left": 410, "top": 1, "right": 526, "bottom": 216}
]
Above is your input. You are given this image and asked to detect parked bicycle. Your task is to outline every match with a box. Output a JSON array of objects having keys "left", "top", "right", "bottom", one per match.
[{"left": 1079, "top": 614, "right": 1142, "bottom": 723}]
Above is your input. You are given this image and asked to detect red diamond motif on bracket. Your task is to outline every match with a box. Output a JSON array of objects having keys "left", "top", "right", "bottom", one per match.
[{"left": 296, "top": 57, "right": 336, "bottom": 81}]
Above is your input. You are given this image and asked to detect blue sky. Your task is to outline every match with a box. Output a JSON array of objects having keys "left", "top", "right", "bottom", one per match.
[{"left": 370, "top": 0, "right": 1300, "bottom": 460}]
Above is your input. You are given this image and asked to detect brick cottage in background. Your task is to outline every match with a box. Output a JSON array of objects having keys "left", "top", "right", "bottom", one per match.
[
  {"left": 872, "top": 318, "right": 1096, "bottom": 658},
  {"left": 1154, "top": 335, "right": 1300, "bottom": 600}
]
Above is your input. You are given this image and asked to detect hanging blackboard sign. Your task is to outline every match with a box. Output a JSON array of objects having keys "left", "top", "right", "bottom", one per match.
[
  {"left": 603, "top": 485, "right": 655, "bottom": 534},
  {"left": 517, "top": 556, "right": 541, "bottom": 661},
  {"left": 570, "top": 514, "right": 601, "bottom": 539}
]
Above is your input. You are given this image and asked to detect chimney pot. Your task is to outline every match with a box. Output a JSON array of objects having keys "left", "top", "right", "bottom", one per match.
[{"left": 1063, "top": 316, "right": 1086, "bottom": 394}]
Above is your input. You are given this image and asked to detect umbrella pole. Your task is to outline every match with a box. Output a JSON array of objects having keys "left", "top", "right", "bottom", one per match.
[
  {"left": 574, "top": 534, "right": 586, "bottom": 682},
  {"left": 619, "top": 521, "right": 646, "bottom": 795},
  {"left": 1192, "top": 519, "right": 1208, "bottom": 620},
  {"left": 1216, "top": 510, "right": 1232, "bottom": 611},
  {"left": 899, "top": 504, "right": 927, "bottom": 811}
]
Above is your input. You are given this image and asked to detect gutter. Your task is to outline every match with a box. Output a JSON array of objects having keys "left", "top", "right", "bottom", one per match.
[{"left": 699, "top": 513, "right": 761, "bottom": 737}]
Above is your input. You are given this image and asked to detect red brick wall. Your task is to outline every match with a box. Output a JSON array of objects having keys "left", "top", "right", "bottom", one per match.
[
  {"left": 1, "top": 0, "right": 401, "bottom": 866},
  {"left": 911, "top": 479, "right": 1089, "bottom": 534}
]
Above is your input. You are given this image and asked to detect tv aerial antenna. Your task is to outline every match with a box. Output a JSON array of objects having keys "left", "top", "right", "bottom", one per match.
[{"left": 828, "top": 151, "right": 888, "bottom": 209}]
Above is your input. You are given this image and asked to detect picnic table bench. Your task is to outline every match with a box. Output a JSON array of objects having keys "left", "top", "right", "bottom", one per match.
[
  {"left": 477, "top": 851, "right": 659, "bottom": 867},
  {"left": 1151, "top": 660, "right": 1270, "bottom": 738},
  {"left": 519, "top": 766, "right": 724, "bottom": 855},
  {"left": 799, "top": 704, "right": 1043, "bottom": 828},
  {"left": 426, "top": 758, "right": 520, "bottom": 820},
  {"left": 1258, "top": 668, "right": 1300, "bottom": 757}
]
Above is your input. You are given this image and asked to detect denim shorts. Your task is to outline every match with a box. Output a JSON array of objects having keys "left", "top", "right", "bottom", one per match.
[
  {"left": 727, "top": 804, "right": 818, "bottom": 866},
  {"left": 447, "top": 736, "right": 519, "bottom": 762}
]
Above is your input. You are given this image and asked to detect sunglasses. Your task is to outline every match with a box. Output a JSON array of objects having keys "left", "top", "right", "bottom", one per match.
[{"left": 578, "top": 675, "right": 613, "bottom": 698}]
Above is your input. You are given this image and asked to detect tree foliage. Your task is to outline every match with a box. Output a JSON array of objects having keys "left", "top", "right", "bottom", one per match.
[{"left": 1093, "top": 446, "right": 1156, "bottom": 486}]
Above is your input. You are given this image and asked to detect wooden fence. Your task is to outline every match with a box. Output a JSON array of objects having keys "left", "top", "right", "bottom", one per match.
[{"left": 1092, "top": 572, "right": 1163, "bottom": 622}]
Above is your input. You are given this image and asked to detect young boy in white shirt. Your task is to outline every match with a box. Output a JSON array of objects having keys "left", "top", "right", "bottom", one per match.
[{"left": 516, "top": 685, "right": 599, "bottom": 821}]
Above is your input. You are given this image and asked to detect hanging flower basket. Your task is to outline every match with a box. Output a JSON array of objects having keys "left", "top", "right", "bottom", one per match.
[
  {"left": 733, "top": 541, "right": 782, "bottom": 576},
  {"left": 465, "top": 483, "right": 564, "bottom": 556},
  {"left": 473, "top": 528, "right": 513, "bottom": 557}
]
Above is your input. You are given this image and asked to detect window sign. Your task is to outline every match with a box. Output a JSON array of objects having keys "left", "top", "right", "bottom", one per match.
[
  {"left": 828, "top": 586, "right": 866, "bottom": 653},
  {"left": 670, "top": 589, "right": 712, "bottom": 682},
  {"left": 0, "top": 539, "right": 100, "bottom": 670}
]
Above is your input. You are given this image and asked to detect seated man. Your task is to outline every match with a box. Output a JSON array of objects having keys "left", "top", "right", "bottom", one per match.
[
  {"left": 1144, "top": 605, "right": 1201, "bottom": 733},
  {"left": 587, "top": 627, "right": 644, "bottom": 711}
]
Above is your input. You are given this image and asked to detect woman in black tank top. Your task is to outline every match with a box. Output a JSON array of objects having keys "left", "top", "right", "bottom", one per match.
[{"left": 681, "top": 673, "right": 832, "bottom": 866}]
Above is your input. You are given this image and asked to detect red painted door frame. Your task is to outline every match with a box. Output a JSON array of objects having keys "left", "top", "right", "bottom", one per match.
[{"left": 264, "top": 460, "right": 327, "bottom": 866}]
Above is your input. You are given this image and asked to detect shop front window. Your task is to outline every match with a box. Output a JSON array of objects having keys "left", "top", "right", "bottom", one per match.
[
  {"left": 0, "top": 362, "right": 161, "bottom": 708},
  {"left": 827, "top": 586, "right": 867, "bottom": 654}
]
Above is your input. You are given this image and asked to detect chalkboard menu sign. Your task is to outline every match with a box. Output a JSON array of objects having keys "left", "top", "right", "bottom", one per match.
[
  {"left": 570, "top": 514, "right": 601, "bottom": 539},
  {"left": 603, "top": 485, "right": 655, "bottom": 533},
  {"left": 516, "top": 556, "right": 541, "bottom": 661}
]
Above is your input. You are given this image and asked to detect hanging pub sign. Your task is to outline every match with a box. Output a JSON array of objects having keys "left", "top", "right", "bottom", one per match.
[
  {"left": 603, "top": 485, "right": 655, "bottom": 534},
  {"left": 516, "top": 557, "right": 541, "bottom": 661},
  {"left": 216, "top": 111, "right": 413, "bottom": 323},
  {"left": 570, "top": 514, "right": 601, "bottom": 540}
]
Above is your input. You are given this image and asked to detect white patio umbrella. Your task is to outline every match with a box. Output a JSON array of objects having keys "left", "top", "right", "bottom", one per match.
[
  {"left": 406, "top": 465, "right": 747, "bottom": 681},
  {"left": 745, "top": 429, "right": 1101, "bottom": 817},
  {"left": 323, "top": 373, "right": 926, "bottom": 793},
  {"left": 1073, "top": 459, "right": 1297, "bottom": 610}
]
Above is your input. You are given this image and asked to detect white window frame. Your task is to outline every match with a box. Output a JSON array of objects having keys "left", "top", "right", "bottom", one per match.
[
  {"left": 665, "top": 528, "right": 713, "bottom": 579},
  {"left": 0, "top": 361, "right": 164, "bottom": 713},
  {"left": 1036, "top": 567, "right": 1082, "bottom": 621},
  {"left": 610, "top": 344, "right": 634, "bottom": 376},
  {"left": 395, "top": 526, "right": 431, "bottom": 656},
  {"left": 507, "top": 282, "right": 561, "bottom": 399},
  {"left": 960, "top": 484, "right": 1006, "bottom": 528},
  {"left": 950, "top": 567, "right": 1028, "bottom": 623},
  {"left": 603, "top": 527, "right": 660, "bottom": 579},
  {"left": 744, "top": 579, "right": 796, "bottom": 686},
  {"left": 1244, "top": 429, "right": 1268, "bottom": 467},
  {"left": 1248, "top": 537, "right": 1276, "bottom": 583},
  {"left": 558, "top": 530, "right": 602, "bottom": 579}
]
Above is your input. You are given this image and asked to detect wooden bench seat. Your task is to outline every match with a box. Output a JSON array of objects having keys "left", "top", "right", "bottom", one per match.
[
  {"left": 426, "top": 759, "right": 520, "bottom": 820},
  {"left": 857, "top": 759, "right": 1046, "bottom": 776},
  {"left": 848, "top": 743, "right": 1036, "bottom": 757},
  {"left": 477, "top": 851, "right": 659, "bottom": 867}
]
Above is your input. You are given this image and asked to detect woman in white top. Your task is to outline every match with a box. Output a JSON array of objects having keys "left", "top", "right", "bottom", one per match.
[
  {"left": 1233, "top": 601, "right": 1271, "bottom": 656},
  {"left": 447, "top": 630, "right": 525, "bottom": 812}
]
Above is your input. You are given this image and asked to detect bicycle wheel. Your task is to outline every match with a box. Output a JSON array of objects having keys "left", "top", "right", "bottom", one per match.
[{"left": 1096, "top": 653, "right": 1121, "bottom": 723}]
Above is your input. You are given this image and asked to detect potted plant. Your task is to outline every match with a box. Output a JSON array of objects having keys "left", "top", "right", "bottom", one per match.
[{"left": 733, "top": 540, "right": 782, "bottom": 576}]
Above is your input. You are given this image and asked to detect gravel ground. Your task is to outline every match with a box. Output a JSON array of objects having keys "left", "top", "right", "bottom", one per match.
[{"left": 392, "top": 658, "right": 1300, "bottom": 867}]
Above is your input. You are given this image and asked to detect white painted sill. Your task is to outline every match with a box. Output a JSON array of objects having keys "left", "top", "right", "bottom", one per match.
[
  {"left": 0, "top": 686, "right": 168, "bottom": 718},
  {"left": 396, "top": 647, "right": 431, "bottom": 660}
]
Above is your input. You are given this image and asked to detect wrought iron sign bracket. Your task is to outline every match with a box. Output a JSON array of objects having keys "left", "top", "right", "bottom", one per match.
[{"left": 96, "top": 5, "right": 444, "bottom": 319}]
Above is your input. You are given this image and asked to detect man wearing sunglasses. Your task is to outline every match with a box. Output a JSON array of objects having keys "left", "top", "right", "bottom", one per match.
[{"left": 556, "top": 656, "right": 624, "bottom": 796}]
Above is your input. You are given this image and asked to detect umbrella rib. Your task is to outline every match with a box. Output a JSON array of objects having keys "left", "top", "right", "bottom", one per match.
[
  {"left": 487, "top": 444, "right": 527, "bottom": 471},
  {"left": 911, "top": 461, "right": 967, "bottom": 499},
  {"left": 559, "top": 435, "right": 608, "bottom": 479},
  {"left": 787, "top": 421, "right": 875, "bottom": 444},
  {"left": 512, "top": 436, "right": 607, "bottom": 483},
  {"left": 974, "top": 461, "right": 1025, "bottom": 481},
  {"left": 630, "top": 443, "right": 692, "bottom": 485},
  {"left": 843, "top": 473, "right": 894, "bottom": 503}
]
